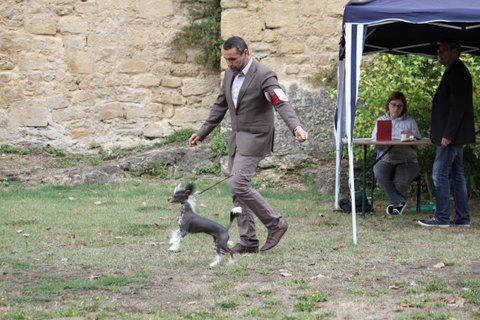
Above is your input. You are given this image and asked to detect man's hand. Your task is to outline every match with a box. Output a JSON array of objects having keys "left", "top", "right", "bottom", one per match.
[
  {"left": 294, "top": 126, "right": 308, "bottom": 143},
  {"left": 441, "top": 137, "right": 451, "bottom": 147},
  {"left": 188, "top": 134, "right": 201, "bottom": 147}
]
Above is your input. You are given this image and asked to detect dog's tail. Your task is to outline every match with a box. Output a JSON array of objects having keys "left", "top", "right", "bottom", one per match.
[{"left": 226, "top": 207, "right": 242, "bottom": 231}]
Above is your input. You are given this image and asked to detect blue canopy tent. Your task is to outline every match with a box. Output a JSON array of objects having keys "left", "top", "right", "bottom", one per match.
[{"left": 335, "top": 0, "right": 480, "bottom": 244}]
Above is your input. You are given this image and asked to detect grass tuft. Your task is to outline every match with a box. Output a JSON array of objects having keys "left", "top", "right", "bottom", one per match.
[
  {"left": 459, "top": 279, "right": 480, "bottom": 305},
  {"left": 294, "top": 291, "right": 328, "bottom": 312}
]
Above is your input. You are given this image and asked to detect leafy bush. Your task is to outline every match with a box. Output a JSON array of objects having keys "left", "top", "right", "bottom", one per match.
[
  {"left": 44, "top": 146, "right": 66, "bottom": 157},
  {"left": 134, "top": 162, "right": 170, "bottom": 178},
  {"left": 0, "top": 144, "right": 30, "bottom": 155},
  {"left": 210, "top": 127, "right": 228, "bottom": 157},
  {"left": 171, "top": 0, "right": 222, "bottom": 72},
  {"left": 196, "top": 163, "right": 221, "bottom": 175},
  {"left": 162, "top": 128, "right": 196, "bottom": 146}
]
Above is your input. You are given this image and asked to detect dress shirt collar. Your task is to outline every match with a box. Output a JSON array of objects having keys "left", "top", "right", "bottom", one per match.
[{"left": 237, "top": 58, "right": 253, "bottom": 76}]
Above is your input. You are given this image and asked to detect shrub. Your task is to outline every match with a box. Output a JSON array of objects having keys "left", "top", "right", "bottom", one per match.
[
  {"left": 171, "top": 0, "right": 222, "bottom": 72},
  {"left": 162, "top": 128, "right": 196, "bottom": 146},
  {"left": 0, "top": 144, "right": 30, "bottom": 155}
]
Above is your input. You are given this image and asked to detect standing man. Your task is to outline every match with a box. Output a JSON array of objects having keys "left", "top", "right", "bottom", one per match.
[
  {"left": 418, "top": 41, "right": 475, "bottom": 228},
  {"left": 188, "top": 36, "right": 308, "bottom": 253}
]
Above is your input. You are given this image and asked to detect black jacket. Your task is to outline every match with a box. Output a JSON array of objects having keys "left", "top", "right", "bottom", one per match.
[{"left": 431, "top": 59, "right": 475, "bottom": 146}]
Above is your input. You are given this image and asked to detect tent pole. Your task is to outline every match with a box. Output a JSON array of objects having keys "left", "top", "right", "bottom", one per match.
[{"left": 334, "top": 61, "right": 346, "bottom": 210}]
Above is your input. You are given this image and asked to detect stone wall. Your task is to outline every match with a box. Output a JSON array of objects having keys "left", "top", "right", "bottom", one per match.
[
  {"left": 0, "top": 0, "right": 348, "bottom": 153},
  {"left": 221, "top": 0, "right": 346, "bottom": 87}
]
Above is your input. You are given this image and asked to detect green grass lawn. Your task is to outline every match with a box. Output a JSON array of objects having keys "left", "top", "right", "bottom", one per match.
[{"left": 0, "top": 178, "right": 479, "bottom": 319}]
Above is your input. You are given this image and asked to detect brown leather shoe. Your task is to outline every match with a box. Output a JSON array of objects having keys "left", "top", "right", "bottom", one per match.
[
  {"left": 232, "top": 243, "right": 259, "bottom": 254},
  {"left": 260, "top": 220, "right": 288, "bottom": 252}
]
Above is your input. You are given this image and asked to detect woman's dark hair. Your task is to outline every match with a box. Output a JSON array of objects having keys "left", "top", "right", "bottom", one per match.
[
  {"left": 223, "top": 36, "right": 248, "bottom": 55},
  {"left": 385, "top": 91, "right": 407, "bottom": 116}
]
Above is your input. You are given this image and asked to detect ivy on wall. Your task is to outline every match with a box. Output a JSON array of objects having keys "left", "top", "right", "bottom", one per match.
[{"left": 171, "top": 0, "right": 222, "bottom": 72}]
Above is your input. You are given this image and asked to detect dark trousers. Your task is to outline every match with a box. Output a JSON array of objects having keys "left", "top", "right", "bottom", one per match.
[
  {"left": 373, "top": 160, "right": 420, "bottom": 204},
  {"left": 228, "top": 152, "right": 282, "bottom": 247}
]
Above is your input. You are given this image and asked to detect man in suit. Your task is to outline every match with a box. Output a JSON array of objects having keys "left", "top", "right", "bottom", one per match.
[
  {"left": 188, "top": 36, "right": 308, "bottom": 253},
  {"left": 419, "top": 41, "right": 475, "bottom": 228}
]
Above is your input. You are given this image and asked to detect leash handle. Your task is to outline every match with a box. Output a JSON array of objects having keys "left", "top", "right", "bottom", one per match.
[{"left": 194, "top": 174, "right": 233, "bottom": 196}]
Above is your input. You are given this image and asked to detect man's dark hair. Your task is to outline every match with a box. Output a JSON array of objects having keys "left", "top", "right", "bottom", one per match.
[
  {"left": 223, "top": 36, "right": 248, "bottom": 55},
  {"left": 440, "top": 40, "right": 461, "bottom": 56}
]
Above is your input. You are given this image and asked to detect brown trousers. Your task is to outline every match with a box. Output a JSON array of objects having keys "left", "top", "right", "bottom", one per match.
[{"left": 228, "top": 152, "right": 282, "bottom": 247}]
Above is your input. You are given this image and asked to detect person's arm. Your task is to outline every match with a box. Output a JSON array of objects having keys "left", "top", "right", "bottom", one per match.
[
  {"left": 262, "top": 71, "right": 308, "bottom": 142},
  {"left": 189, "top": 83, "right": 229, "bottom": 147}
]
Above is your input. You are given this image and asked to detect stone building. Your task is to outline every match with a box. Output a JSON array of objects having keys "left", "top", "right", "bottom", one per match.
[{"left": 0, "top": 0, "right": 348, "bottom": 155}]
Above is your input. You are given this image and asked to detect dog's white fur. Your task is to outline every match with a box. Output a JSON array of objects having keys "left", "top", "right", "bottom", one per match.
[
  {"left": 209, "top": 254, "right": 222, "bottom": 267},
  {"left": 168, "top": 229, "right": 181, "bottom": 251}
]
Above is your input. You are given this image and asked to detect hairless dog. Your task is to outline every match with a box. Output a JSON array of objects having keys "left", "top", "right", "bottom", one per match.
[{"left": 168, "top": 183, "right": 241, "bottom": 267}]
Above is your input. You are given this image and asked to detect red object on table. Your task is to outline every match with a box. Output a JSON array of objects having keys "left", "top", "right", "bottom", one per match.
[{"left": 376, "top": 120, "right": 392, "bottom": 141}]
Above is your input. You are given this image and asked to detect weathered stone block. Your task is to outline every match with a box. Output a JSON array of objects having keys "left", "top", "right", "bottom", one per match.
[
  {"left": 52, "top": 107, "right": 78, "bottom": 123},
  {"left": 152, "top": 90, "right": 184, "bottom": 105},
  {"left": 137, "top": 0, "right": 173, "bottom": 18},
  {"left": 170, "top": 107, "right": 210, "bottom": 126},
  {"left": 0, "top": 72, "right": 13, "bottom": 83},
  {"left": 0, "top": 110, "right": 7, "bottom": 127},
  {"left": 19, "top": 53, "right": 58, "bottom": 71},
  {"left": 221, "top": 0, "right": 248, "bottom": 9},
  {"left": 263, "top": 30, "right": 279, "bottom": 43},
  {"left": 326, "top": 0, "right": 346, "bottom": 17},
  {"left": 98, "top": 0, "right": 132, "bottom": 10},
  {"left": 181, "top": 78, "right": 212, "bottom": 96},
  {"left": 97, "top": 103, "right": 125, "bottom": 121},
  {"left": 69, "top": 128, "right": 91, "bottom": 139},
  {"left": 1, "top": 87, "right": 24, "bottom": 105},
  {"left": 117, "top": 88, "right": 149, "bottom": 103},
  {"left": 67, "top": 52, "right": 93, "bottom": 74},
  {"left": 123, "top": 103, "right": 150, "bottom": 120},
  {"left": 75, "top": 1, "right": 96, "bottom": 14},
  {"left": 0, "top": 54, "right": 15, "bottom": 70},
  {"left": 301, "top": 0, "right": 326, "bottom": 17},
  {"left": 25, "top": 14, "right": 57, "bottom": 35},
  {"left": 63, "top": 35, "right": 87, "bottom": 52},
  {"left": 59, "top": 16, "right": 88, "bottom": 34},
  {"left": 221, "top": 10, "right": 263, "bottom": 41},
  {"left": 9, "top": 101, "right": 49, "bottom": 127},
  {"left": 263, "top": 2, "right": 299, "bottom": 29},
  {"left": 161, "top": 77, "right": 182, "bottom": 88},
  {"left": 1, "top": 3, "right": 23, "bottom": 29},
  {"left": 278, "top": 39, "right": 305, "bottom": 55},
  {"left": 133, "top": 74, "right": 160, "bottom": 87},
  {"left": 286, "top": 65, "right": 300, "bottom": 75},
  {"left": 149, "top": 103, "right": 174, "bottom": 118},
  {"left": 170, "top": 64, "right": 199, "bottom": 77},
  {"left": 118, "top": 59, "right": 148, "bottom": 74},
  {"left": 55, "top": 1, "right": 75, "bottom": 16},
  {"left": 186, "top": 96, "right": 203, "bottom": 107},
  {"left": 143, "top": 119, "right": 173, "bottom": 138}
]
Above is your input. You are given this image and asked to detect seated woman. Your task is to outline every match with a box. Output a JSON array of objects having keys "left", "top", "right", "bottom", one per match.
[{"left": 371, "top": 91, "right": 421, "bottom": 215}]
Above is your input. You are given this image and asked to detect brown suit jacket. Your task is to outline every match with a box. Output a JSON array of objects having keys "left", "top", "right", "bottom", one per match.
[{"left": 196, "top": 59, "right": 301, "bottom": 157}]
